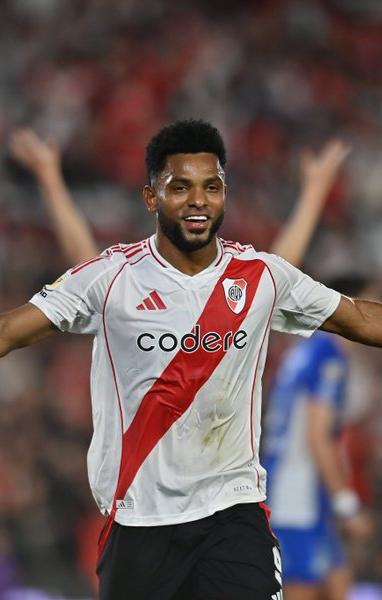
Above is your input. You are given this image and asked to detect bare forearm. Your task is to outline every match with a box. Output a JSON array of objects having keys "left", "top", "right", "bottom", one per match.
[
  {"left": 271, "top": 140, "right": 349, "bottom": 266},
  {"left": 0, "top": 304, "right": 57, "bottom": 357},
  {"left": 271, "top": 183, "right": 328, "bottom": 266},
  {"left": 310, "top": 438, "right": 348, "bottom": 495},
  {"left": 322, "top": 297, "right": 382, "bottom": 347},
  {"left": 312, "top": 438, "right": 364, "bottom": 522},
  {"left": 38, "top": 169, "right": 98, "bottom": 264}
]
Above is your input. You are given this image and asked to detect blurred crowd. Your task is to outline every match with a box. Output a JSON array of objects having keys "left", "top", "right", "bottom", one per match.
[{"left": 0, "top": 0, "right": 382, "bottom": 597}]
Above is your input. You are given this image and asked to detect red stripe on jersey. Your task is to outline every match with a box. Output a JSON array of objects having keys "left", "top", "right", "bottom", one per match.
[
  {"left": 70, "top": 256, "right": 105, "bottom": 274},
  {"left": 221, "top": 240, "right": 248, "bottom": 253},
  {"left": 102, "top": 262, "right": 131, "bottom": 428},
  {"left": 124, "top": 247, "right": 145, "bottom": 260},
  {"left": 149, "top": 290, "right": 166, "bottom": 309},
  {"left": 148, "top": 238, "right": 168, "bottom": 268},
  {"left": 143, "top": 296, "right": 156, "bottom": 310},
  {"left": 98, "top": 261, "right": 131, "bottom": 555},
  {"left": 248, "top": 266, "right": 276, "bottom": 486},
  {"left": 214, "top": 240, "right": 224, "bottom": 266},
  {"left": 98, "top": 258, "right": 266, "bottom": 556},
  {"left": 122, "top": 241, "right": 144, "bottom": 253},
  {"left": 129, "top": 253, "right": 150, "bottom": 266}
]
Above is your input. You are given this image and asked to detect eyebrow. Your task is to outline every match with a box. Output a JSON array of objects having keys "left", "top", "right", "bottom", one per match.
[
  {"left": 167, "top": 177, "right": 190, "bottom": 184},
  {"left": 205, "top": 176, "right": 224, "bottom": 183},
  {"left": 168, "top": 176, "right": 223, "bottom": 184}
]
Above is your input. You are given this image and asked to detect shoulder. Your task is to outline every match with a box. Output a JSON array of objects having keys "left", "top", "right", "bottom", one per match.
[
  {"left": 55, "top": 239, "right": 149, "bottom": 290},
  {"left": 220, "top": 245, "right": 299, "bottom": 276},
  {"left": 219, "top": 239, "right": 254, "bottom": 257},
  {"left": 254, "top": 251, "right": 298, "bottom": 274},
  {"left": 219, "top": 242, "right": 304, "bottom": 290},
  {"left": 219, "top": 239, "right": 274, "bottom": 266},
  {"left": 101, "top": 239, "right": 149, "bottom": 265}
]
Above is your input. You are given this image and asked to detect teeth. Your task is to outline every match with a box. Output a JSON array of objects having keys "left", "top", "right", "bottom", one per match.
[{"left": 184, "top": 216, "right": 208, "bottom": 221}]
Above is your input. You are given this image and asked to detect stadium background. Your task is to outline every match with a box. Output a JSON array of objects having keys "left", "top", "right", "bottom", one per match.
[{"left": 0, "top": 0, "right": 382, "bottom": 598}]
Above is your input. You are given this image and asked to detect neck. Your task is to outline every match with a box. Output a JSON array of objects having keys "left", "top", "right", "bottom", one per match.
[{"left": 155, "top": 230, "right": 218, "bottom": 275}]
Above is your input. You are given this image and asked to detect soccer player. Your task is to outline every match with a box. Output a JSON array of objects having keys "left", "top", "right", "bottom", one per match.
[
  {"left": 1, "top": 119, "right": 381, "bottom": 600},
  {"left": 262, "top": 275, "right": 374, "bottom": 600}
]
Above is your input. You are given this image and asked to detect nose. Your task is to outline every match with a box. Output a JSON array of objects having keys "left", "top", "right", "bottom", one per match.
[{"left": 188, "top": 186, "right": 207, "bottom": 207}]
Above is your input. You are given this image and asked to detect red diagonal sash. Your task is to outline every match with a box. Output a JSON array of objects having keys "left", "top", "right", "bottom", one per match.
[{"left": 99, "top": 258, "right": 266, "bottom": 555}]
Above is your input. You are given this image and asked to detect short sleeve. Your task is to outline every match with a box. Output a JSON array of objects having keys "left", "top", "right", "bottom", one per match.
[
  {"left": 29, "top": 253, "right": 126, "bottom": 335},
  {"left": 264, "top": 254, "right": 341, "bottom": 337}
]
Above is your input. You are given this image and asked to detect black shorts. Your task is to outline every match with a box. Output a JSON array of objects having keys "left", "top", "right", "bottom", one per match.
[{"left": 97, "top": 502, "right": 283, "bottom": 600}]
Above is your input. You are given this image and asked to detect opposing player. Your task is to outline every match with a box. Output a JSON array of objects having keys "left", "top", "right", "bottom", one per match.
[
  {"left": 1, "top": 119, "right": 381, "bottom": 600},
  {"left": 262, "top": 275, "right": 373, "bottom": 600}
]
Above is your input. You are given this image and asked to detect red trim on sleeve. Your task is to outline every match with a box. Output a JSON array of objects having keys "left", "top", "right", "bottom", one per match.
[{"left": 70, "top": 256, "right": 105, "bottom": 275}]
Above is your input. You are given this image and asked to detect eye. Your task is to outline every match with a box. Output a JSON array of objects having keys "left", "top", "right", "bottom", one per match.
[
  {"left": 170, "top": 182, "right": 187, "bottom": 192},
  {"left": 207, "top": 184, "right": 219, "bottom": 192}
]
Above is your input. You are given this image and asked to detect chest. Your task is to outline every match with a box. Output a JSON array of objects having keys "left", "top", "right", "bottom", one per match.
[{"left": 101, "top": 259, "right": 275, "bottom": 363}]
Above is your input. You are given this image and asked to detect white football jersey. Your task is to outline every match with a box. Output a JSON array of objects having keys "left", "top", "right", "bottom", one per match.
[{"left": 30, "top": 235, "right": 340, "bottom": 527}]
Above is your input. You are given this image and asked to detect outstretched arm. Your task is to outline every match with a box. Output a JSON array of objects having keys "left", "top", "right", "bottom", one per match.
[
  {"left": 9, "top": 128, "right": 99, "bottom": 265},
  {"left": 270, "top": 140, "right": 350, "bottom": 266},
  {"left": 321, "top": 296, "right": 382, "bottom": 347},
  {"left": 0, "top": 303, "right": 58, "bottom": 358}
]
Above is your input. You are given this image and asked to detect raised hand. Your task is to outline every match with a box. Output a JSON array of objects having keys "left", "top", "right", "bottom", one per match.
[
  {"left": 9, "top": 128, "right": 61, "bottom": 180},
  {"left": 9, "top": 127, "right": 98, "bottom": 264},
  {"left": 270, "top": 139, "right": 351, "bottom": 266},
  {"left": 300, "top": 139, "right": 351, "bottom": 195},
  {"left": 340, "top": 510, "right": 374, "bottom": 541}
]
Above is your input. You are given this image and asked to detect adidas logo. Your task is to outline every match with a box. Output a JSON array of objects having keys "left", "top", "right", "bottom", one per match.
[{"left": 136, "top": 290, "right": 167, "bottom": 311}]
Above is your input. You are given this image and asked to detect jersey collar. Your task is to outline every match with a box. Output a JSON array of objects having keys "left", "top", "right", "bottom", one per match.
[{"left": 148, "top": 234, "right": 223, "bottom": 275}]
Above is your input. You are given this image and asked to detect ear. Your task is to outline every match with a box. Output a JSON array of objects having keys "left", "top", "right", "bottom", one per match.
[{"left": 143, "top": 185, "right": 158, "bottom": 213}]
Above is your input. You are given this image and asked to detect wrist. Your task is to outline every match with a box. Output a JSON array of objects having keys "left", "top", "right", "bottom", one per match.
[
  {"left": 38, "top": 166, "right": 64, "bottom": 187},
  {"left": 301, "top": 181, "right": 330, "bottom": 201},
  {"left": 331, "top": 489, "right": 361, "bottom": 520}
]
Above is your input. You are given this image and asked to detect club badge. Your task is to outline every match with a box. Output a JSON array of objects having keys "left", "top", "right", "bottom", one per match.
[{"left": 222, "top": 278, "right": 247, "bottom": 313}]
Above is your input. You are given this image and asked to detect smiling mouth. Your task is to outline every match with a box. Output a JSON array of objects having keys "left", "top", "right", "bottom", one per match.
[
  {"left": 183, "top": 215, "right": 209, "bottom": 222},
  {"left": 182, "top": 216, "right": 210, "bottom": 232}
]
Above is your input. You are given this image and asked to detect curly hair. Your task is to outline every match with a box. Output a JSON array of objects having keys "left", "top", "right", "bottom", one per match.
[{"left": 145, "top": 119, "right": 227, "bottom": 184}]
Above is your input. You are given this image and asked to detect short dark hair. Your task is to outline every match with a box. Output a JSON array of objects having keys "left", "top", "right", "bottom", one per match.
[
  {"left": 325, "top": 274, "right": 369, "bottom": 297},
  {"left": 145, "top": 119, "right": 227, "bottom": 184}
]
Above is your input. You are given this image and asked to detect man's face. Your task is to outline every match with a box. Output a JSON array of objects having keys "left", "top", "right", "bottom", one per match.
[{"left": 146, "top": 153, "right": 226, "bottom": 252}]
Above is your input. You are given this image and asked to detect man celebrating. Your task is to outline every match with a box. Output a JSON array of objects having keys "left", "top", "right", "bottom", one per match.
[{"left": 0, "top": 120, "right": 381, "bottom": 600}]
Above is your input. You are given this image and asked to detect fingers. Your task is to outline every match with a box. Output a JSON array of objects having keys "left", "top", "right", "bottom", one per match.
[
  {"left": 9, "top": 127, "right": 59, "bottom": 174},
  {"left": 10, "top": 128, "right": 44, "bottom": 159},
  {"left": 342, "top": 512, "right": 374, "bottom": 540},
  {"left": 304, "top": 141, "right": 346, "bottom": 167},
  {"left": 300, "top": 139, "right": 352, "bottom": 189},
  {"left": 317, "top": 139, "right": 352, "bottom": 167}
]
